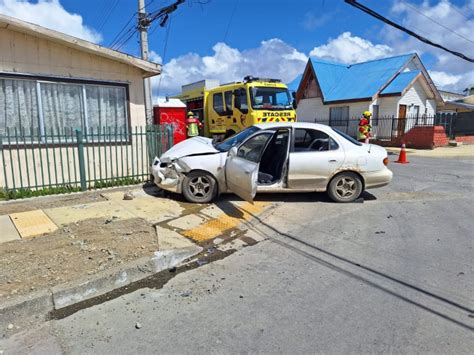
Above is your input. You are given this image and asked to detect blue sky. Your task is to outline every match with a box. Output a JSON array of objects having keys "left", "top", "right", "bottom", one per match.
[{"left": 1, "top": 0, "right": 473, "bottom": 96}]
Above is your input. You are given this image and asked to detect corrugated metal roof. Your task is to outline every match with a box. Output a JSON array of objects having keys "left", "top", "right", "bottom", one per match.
[
  {"left": 309, "top": 53, "right": 415, "bottom": 102},
  {"left": 381, "top": 70, "right": 420, "bottom": 95},
  {"left": 287, "top": 74, "right": 302, "bottom": 92}
]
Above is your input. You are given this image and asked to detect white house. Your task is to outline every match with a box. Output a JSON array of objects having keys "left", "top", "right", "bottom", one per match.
[
  {"left": 0, "top": 14, "right": 162, "bottom": 192},
  {"left": 290, "top": 53, "right": 443, "bottom": 137}
]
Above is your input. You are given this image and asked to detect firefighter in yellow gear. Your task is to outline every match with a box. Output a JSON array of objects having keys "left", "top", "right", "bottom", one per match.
[
  {"left": 186, "top": 111, "right": 202, "bottom": 138},
  {"left": 358, "top": 111, "right": 372, "bottom": 143}
]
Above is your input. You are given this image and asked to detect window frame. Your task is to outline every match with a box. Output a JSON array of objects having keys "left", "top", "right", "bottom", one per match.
[
  {"left": 224, "top": 90, "right": 233, "bottom": 115},
  {"left": 291, "top": 128, "right": 340, "bottom": 153},
  {"left": 0, "top": 73, "right": 131, "bottom": 146},
  {"left": 236, "top": 131, "right": 274, "bottom": 163},
  {"left": 329, "top": 106, "right": 349, "bottom": 125},
  {"left": 212, "top": 92, "right": 226, "bottom": 116}
]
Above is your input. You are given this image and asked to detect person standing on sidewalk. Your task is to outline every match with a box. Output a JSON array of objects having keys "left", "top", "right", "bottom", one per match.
[{"left": 358, "top": 111, "right": 372, "bottom": 144}]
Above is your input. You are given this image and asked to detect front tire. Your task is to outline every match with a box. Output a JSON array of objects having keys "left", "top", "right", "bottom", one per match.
[
  {"left": 327, "top": 172, "right": 363, "bottom": 203},
  {"left": 182, "top": 171, "right": 218, "bottom": 203}
]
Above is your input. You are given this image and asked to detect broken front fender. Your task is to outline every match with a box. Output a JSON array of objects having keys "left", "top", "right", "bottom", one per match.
[{"left": 151, "top": 157, "right": 185, "bottom": 193}]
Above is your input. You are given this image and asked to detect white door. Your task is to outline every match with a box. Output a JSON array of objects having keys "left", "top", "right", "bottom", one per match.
[
  {"left": 288, "top": 128, "right": 344, "bottom": 190},
  {"left": 225, "top": 131, "right": 274, "bottom": 202}
]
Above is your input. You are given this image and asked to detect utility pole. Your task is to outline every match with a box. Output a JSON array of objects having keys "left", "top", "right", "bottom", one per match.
[
  {"left": 138, "top": 0, "right": 186, "bottom": 124},
  {"left": 138, "top": 0, "right": 153, "bottom": 124}
]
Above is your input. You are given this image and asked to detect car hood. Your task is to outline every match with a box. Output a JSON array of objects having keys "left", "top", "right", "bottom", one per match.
[{"left": 160, "top": 136, "right": 219, "bottom": 162}]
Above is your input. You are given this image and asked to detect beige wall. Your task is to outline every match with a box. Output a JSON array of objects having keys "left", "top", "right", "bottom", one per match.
[{"left": 0, "top": 27, "right": 147, "bottom": 127}]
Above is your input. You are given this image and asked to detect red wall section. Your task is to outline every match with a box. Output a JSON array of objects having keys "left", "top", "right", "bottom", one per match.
[{"left": 400, "top": 125, "right": 448, "bottom": 149}]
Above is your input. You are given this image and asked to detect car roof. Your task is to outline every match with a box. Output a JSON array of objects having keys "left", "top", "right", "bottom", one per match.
[{"left": 254, "top": 121, "right": 334, "bottom": 132}]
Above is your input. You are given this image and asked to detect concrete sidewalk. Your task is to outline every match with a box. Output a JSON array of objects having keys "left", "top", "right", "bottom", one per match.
[
  {"left": 385, "top": 144, "right": 474, "bottom": 158},
  {"left": 0, "top": 186, "right": 271, "bottom": 338}
]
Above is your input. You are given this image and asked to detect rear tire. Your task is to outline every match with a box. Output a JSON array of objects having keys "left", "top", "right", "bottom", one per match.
[
  {"left": 327, "top": 172, "right": 363, "bottom": 203},
  {"left": 182, "top": 171, "right": 218, "bottom": 203}
]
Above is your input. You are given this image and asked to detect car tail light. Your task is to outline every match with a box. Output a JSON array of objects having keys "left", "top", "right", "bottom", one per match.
[{"left": 383, "top": 157, "right": 389, "bottom": 166}]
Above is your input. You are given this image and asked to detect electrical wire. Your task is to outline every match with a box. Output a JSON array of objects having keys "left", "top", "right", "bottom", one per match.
[
  {"left": 109, "top": 14, "right": 136, "bottom": 47},
  {"left": 109, "top": 0, "right": 156, "bottom": 48},
  {"left": 97, "top": 0, "right": 120, "bottom": 32},
  {"left": 401, "top": 2, "right": 474, "bottom": 44},
  {"left": 156, "top": 14, "right": 172, "bottom": 96},
  {"left": 215, "top": 0, "right": 239, "bottom": 59},
  {"left": 114, "top": 27, "right": 139, "bottom": 51},
  {"left": 92, "top": 0, "right": 113, "bottom": 30},
  {"left": 344, "top": 0, "right": 474, "bottom": 63},
  {"left": 448, "top": 3, "right": 474, "bottom": 24}
]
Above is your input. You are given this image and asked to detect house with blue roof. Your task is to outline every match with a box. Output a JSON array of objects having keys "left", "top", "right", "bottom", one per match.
[{"left": 291, "top": 53, "right": 443, "bottom": 135}]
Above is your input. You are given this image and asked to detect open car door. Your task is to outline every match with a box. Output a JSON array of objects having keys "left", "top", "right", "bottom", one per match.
[{"left": 225, "top": 131, "right": 275, "bottom": 202}]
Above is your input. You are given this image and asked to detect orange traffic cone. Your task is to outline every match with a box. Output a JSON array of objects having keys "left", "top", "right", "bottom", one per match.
[{"left": 395, "top": 143, "right": 409, "bottom": 164}]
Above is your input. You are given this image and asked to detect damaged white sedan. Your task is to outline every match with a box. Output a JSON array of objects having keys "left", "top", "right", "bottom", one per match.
[{"left": 151, "top": 122, "right": 392, "bottom": 203}]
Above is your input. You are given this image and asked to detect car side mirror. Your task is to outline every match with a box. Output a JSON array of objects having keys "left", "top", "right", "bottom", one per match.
[{"left": 292, "top": 99, "right": 297, "bottom": 109}]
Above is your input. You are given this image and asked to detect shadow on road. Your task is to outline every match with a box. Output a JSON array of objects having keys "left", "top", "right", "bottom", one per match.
[{"left": 239, "top": 206, "right": 474, "bottom": 332}]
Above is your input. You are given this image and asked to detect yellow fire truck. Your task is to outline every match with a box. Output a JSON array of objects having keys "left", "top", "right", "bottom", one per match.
[{"left": 175, "top": 76, "right": 297, "bottom": 140}]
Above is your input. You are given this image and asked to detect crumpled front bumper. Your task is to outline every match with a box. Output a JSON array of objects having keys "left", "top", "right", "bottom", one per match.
[{"left": 150, "top": 157, "right": 184, "bottom": 193}]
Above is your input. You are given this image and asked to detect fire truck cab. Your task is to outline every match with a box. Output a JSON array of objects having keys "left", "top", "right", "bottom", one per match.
[{"left": 175, "top": 76, "right": 297, "bottom": 141}]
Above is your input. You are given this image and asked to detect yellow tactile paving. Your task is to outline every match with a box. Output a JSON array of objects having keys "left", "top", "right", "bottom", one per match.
[
  {"left": 9, "top": 210, "right": 58, "bottom": 239},
  {"left": 182, "top": 201, "right": 268, "bottom": 242}
]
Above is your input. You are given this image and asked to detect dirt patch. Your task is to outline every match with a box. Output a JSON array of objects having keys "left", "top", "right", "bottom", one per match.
[
  {"left": 0, "top": 185, "right": 146, "bottom": 215},
  {"left": 0, "top": 217, "right": 158, "bottom": 302}
]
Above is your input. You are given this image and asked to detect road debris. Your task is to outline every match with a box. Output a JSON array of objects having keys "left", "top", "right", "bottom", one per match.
[
  {"left": 135, "top": 322, "right": 142, "bottom": 329},
  {"left": 123, "top": 191, "right": 134, "bottom": 200}
]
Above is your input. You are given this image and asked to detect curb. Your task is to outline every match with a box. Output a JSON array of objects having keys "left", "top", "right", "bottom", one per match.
[{"left": 0, "top": 245, "right": 201, "bottom": 338}]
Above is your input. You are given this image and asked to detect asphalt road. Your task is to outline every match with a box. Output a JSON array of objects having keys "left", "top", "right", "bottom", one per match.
[{"left": 2, "top": 154, "right": 473, "bottom": 354}]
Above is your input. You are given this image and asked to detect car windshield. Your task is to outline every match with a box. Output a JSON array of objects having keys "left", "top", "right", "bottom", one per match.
[
  {"left": 250, "top": 87, "right": 292, "bottom": 110},
  {"left": 333, "top": 128, "right": 363, "bottom": 146},
  {"left": 214, "top": 126, "right": 261, "bottom": 152}
]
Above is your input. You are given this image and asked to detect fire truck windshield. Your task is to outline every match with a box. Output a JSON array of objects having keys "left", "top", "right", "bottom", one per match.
[{"left": 250, "top": 87, "right": 293, "bottom": 110}]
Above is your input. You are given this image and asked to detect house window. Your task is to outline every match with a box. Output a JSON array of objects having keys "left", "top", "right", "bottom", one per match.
[
  {"left": 0, "top": 78, "right": 39, "bottom": 134},
  {"left": 372, "top": 105, "right": 379, "bottom": 126},
  {"left": 329, "top": 106, "right": 349, "bottom": 124},
  {"left": 0, "top": 76, "right": 128, "bottom": 139},
  {"left": 413, "top": 105, "right": 420, "bottom": 118}
]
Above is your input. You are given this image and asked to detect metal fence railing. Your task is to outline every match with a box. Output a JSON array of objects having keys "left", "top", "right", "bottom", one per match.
[
  {"left": 0, "top": 124, "right": 173, "bottom": 198},
  {"left": 312, "top": 113, "right": 470, "bottom": 141}
]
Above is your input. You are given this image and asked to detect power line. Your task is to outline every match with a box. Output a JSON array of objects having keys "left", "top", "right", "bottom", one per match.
[
  {"left": 114, "top": 27, "right": 139, "bottom": 51},
  {"left": 402, "top": 2, "right": 474, "bottom": 44},
  {"left": 157, "top": 14, "right": 173, "bottom": 96},
  {"left": 449, "top": 3, "right": 474, "bottom": 24},
  {"left": 97, "top": 0, "right": 120, "bottom": 32},
  {"left": 109, "top": 0, "right": 156, "bottom": 48},
  {"left": 344, "top": 0, "right": 474, "bottom": 63},
  {"left": 109, "top": 15, "right": 136, "bottom": 47},
  {"left": 215, "top": 0, "right": 239, "bottom": 59},
  {"left": 93, "top": 0, "right": 113, "bottom": 29}
]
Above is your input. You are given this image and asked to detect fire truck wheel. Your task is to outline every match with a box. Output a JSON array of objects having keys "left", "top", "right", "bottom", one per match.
[{"left": 182, "top": 171, "right": 218, "bottom": 203}]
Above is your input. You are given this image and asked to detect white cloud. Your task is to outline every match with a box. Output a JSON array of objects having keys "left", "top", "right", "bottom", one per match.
[
  {"left": 152, "top": 39, "right": 307, "bottom": 96},
  {"left": 148, "top": 50, "right": 162, "bottom": 64},
  {"left": 309, "top": 32, "right": 394, "bottom": 64},
  {"left": 385, "top": 0, "right": 474, "bottom": 91},
  {"left": 302, "top": 13, "right": 331, "bottom": 30},
  {"left": 0, "top": 0, "right": 101, "bottom": 43},
  {"left": 428, "top": 70, "right": 462, "bottom": 87}
]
